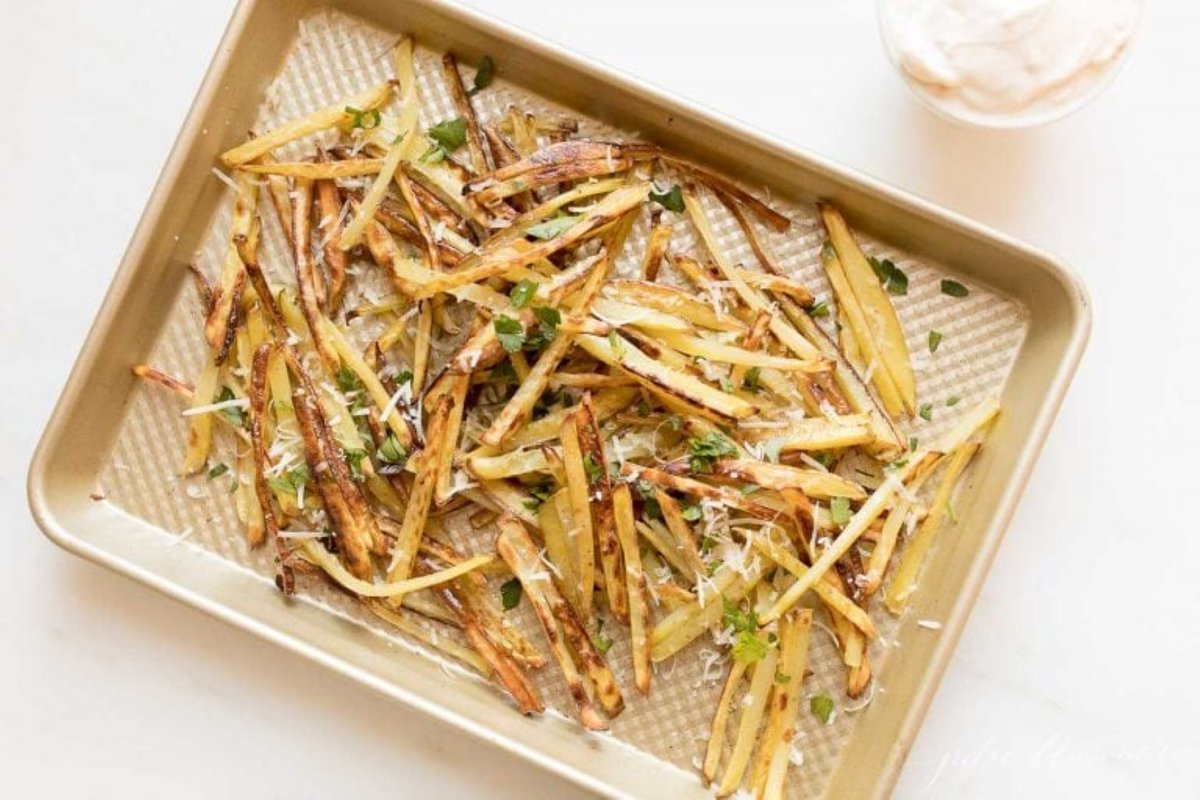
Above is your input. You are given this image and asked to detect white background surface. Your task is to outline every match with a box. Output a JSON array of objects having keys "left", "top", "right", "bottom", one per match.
[{"left": 3, "top": 1, "right": 1198, "bottom": 797}]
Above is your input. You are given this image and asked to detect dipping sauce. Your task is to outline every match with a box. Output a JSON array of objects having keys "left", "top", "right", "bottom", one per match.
[{"left": 879, "top": 0, "right": 1142, "bottom": 126}]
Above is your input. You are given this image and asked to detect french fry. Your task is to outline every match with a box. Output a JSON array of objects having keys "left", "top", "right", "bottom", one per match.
[
  {"left": 298, "top": 538, "right": 492, "bottom": 597},
  {"left": 641, "top": 219, "right": 673, "bottom": 281},
  {"left": 759, "top": 611, "right": 813, "bottom": 800},
  {"left": 657, "top": 330, "right": 824, "bottom": 372},
  {"left": 761, "top": 455, "right": 924, "bottom": 624},
  {"left": 220, "top": 82, "right": 394, "bottom": 166},
  {"left": 538, "top": 490, "right": 580, "bottom": 613},
  {"left": 386, "top": 395, "right": 454, "bottom": 583},
  {"left": 576, "top": 392, "right": 628, "bottom": 623},
  {"left": 179, "top": 359, "right": 221, "bottom": 475},
  {"left": 314, "top": 172, "right": 349, "bottom": 311},
  {"left": 749, "top": 533, "right": 875, "bottom": 638},
  {"left": 716, "top": 646, "right": 779, "bottom": 796},
  {"left": 603, "top": 280, "right": 746, "bottom": 333},
  {"left": 496, "top": 516, "right": 624, "bottom": 729},
  {"left": 820, "top": 205, "right": 916, "bottom": 414},
  {"left": 704, "top": 659, "right": 749, "bottom": 785},
  {"left": 885, "top": 442, "right": 980, "bottom": 613},
  {"left": 741, "top": 413, "right": 874, "bottom": 452},
  {"left": 654, "top": 489, "right": 706, "bottom": 581},
  {"left": 248, "top": 344, "right": 293, "bottom": 593},
  {"left": 613, "top": 483, "right": 651, "bottom": 693},
  {"left": 560, "top": 413, "right": 596, "bottom": 622},
  {"left": 711, "top": 459, "right": 868, "bottom": 501}
]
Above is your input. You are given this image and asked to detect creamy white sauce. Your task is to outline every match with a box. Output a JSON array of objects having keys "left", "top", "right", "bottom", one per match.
[{"left": 880, "top": 0, "right": 1142, "bottom": 123}]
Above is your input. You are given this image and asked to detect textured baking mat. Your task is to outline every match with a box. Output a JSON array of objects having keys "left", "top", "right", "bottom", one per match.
[{"left": 96, "top": 9, "right": 1029, "bottom": 798}]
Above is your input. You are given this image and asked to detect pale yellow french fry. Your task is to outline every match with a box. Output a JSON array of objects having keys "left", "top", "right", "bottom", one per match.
[
  {"left": 704, "top": 660, "right": 749, "bottom": 785},
  {"left": 886, "top": 442, "right": 980, "bottom": 613},
  {"left": 560, "top": 414, "right": 596, "bottom": 622},
  {"left": 761, "top": 611, "right": 814, "bottom": 800},
  {"left": 821, "top": 205, "right": 916, "bottom": 413},
  {"left": 180, "top": 359, "right": 221, "bottom": 475},
  {"left": 716, "top": 647, "right": 779, "bottom": 796},
  {"left": 220, "top": 82, "right": 394, "bottom": 166},
  {"left": 613, "top": 484, "right": 651, "bottom": 694}
]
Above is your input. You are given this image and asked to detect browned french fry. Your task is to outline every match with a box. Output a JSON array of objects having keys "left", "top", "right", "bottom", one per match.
[
  {"left": 758, "top": 610, "right": 813, "bottom": 800},
  {"left": 576, "top": 392, "right": 628, "bottom": 623},
  {"left": 654, "top": 489, "right": 706, "bottom": 581},
  {"left": 711, "top": 459, "right": 867, "bottom": 501},
  {"left": 248, "top": 344, "right": 294, "bottom": 594},
  {"left": 442, "top": 52, "right": 491, "bottom": 176},
  {"left": 496, "top": 515, "right": 624, "bottom": 729},
  {"left": 241, "top": 159, "right": 387, "bottom": 179},
  {"left": 641, "top": 218, "right": 673, "bottom": 281},
  {"left": 560, "top": 413, "right": 596, "bottom": 622},
  {"left": 387, "top": 395, "right": 454, "bottom": 583},
  {"left": 314, "top": 171, "right": 348, "bottom": 311}
]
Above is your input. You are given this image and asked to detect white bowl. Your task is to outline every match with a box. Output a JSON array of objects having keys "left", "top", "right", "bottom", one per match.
[{"left": 876, "top": 0, "right": 1144, "bottom": 130}]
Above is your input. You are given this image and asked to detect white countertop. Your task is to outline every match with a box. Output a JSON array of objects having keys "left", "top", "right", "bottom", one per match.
[{"left": 3, "top": 1, "right": 1198, "bottom": 797}]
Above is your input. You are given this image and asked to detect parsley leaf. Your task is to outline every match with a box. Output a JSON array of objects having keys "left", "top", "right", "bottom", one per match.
[
  {"left": 493, "top": 315, "right": 526, "bottom": 352},
  {"left": 919, "top": 403, "right": 933, "bottom": 421},
  {"left": 582, "top": 454, "right": 604, "bottom": 485},
  {"left": 742, "top": 367, "right": 763, "bottom": 394},
  {"left": 207, "top": 463, "right": 228, "bottom": 480},
  {"left": 500, "top": 578, "right": 522, "bottom": 610},
  {"left": 928, "top": 330, "right": 943, "bottom": 354},
  {"left": 421, "top": 118, "right": 467, "bottom": 162},
  {"left": 688, "top": 432, "right": 737, "bottom": 473},
  {"left": 526, "top": 215, "right": 579, "bottom": 241},
  {"left": 810, "top": 694, "right": 835, "bottom": 724},
  {"left": 268, "top": 463, "right": 310, "bottom": 496},
  {"left": 776, "top": 671, "right": 792, "bottom": 684},
  {"left": 608, "top": 330, "right": 627, "bottom": 358},
  {"left": 809, "top": 300, "right": 830, "bottom": 318},
  {"left": 941, "top": 279, "right": 969, "bottom": 298},
  {"left": 947, "top": 395, "right": 961, "bottom": 407},
  {"left": 530, "top": 306, "right": 561, "bottom": 347},
  {"left": 509, "top": 279, "right": 537, "bottom": 309},
  {"left": 649, "top": 184, "right": 685, "bottom": 212},
  {"left": 344, "top": 105, "right": 381, "bottom": 130},
  {"left": 722, "top": 597, "right": 767, "bottom": 664},
  {"left": 593, "top": 631, "right": 614, "bottom": 654},
  {"left": 216, "top": 386, "right": 245, "bottom": 427},
  {"left": 377, "top": 434, "right": 408, "bottom": 466},
  {"left": 467, "top": 55, "right": 495, "bottom": 96},
  {"left": 732, "top": 633, "right": 768, "bottom": 664},
  {"left": 681, "top": 503, "right": 703, "bottom": 522},
  {"left": 869, "top": 256, "right": 909, "bottom": 296},
  {"left": 830, "top": 496, "right": 852, "bottom": 526},
  {"left": 343, "top": 448, "right": 367, "bottom": 482},
  {"left": 636, "top": 481, "right": 663, "bottom": 520}
]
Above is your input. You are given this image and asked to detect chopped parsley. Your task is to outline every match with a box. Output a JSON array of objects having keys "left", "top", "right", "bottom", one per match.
[
  {"left": 869, "top": 256, "right": 908, "bottom": 296},
  {"left": 207, "top": 462, "right": 229, "bottom": 480},
  {"left": 742, "top": 367, "right": 763, "bottom": 394},
  {"left": 722, "top": 597, "right": 767, "bottom": 664},
  {"left": 909, "top": 436, "right": 919, "bottom": 451},
  {"left": 649, "top": 184, "right": 685, "bottom": 213},
  {"left": 810, "top": 694, "right": 835, "bottom": 724},
  {"left": 344, "top": 105, "right": 381, "bottom": 130},
  {"left": 681, "top": 503, "right": 703, "bottom": 522},
  {"left": 688, "top": 432, "right": 737, "bottom": 473},
  {"left": 593, "top": 630, "right": 614, "bottom": 654},
  {"left": 377, "top": 433, "right": 408, "bottom": 466},
  {"left": 344, "top": 448, "right": 367, "bottom": 482},
  {"left": 775, "top": 671, "right": 792, "bottom": 684},
  {"left": 467, "top": 55, "right": 495, "bottom": 96},
  {"left": 582, "top": 454, "right": 604, "bottom": 485},
  {"left": 919, "top": 403, "right": 933, "bottom": 421},
  {"left": 636, "top": 481, "right": 662, "bottom": 520},
  {"left": 928, "top": 330, "right": 943, "bottom": 353},
  {"left": 946, "top": 395, "right": 961, "bottom": 407},
  {"left": 830, "top": 496, "right": 852, "bottom": 526},
  {"left": 608, "top": 330, "right": 627, "bottom": 358},
  {"left": 268, "top": 463, "right": 310, "bottom": 496},
  {"left": 500, "top": 578, "right": 522, "bottom": 610},
  {"left": 941, "top": 279, "right": 969, "bottom": 298},
  {"left": 528, "top": 306, "right": 561, "bottom": 348},
  {"left": 420, "top": 118, "right": 467, "bottom": 163},
  {"left": 493, "top": 315, "right": 525, "bottom": 352},
  {"left": 216, "top": 386, "right": 245, "bottom": 427},
  {"left": 809, "top": 300, "right": 830, "bottom": 318},
  {"left": 525, "top": 215, "right": 579, "bottom": 241},
  {"left": 509, "top": 279, "right": 537, "bottom": 309}
]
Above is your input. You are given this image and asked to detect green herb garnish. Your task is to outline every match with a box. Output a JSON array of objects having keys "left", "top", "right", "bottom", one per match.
[
  {"left": 509, "top": 279, "right": 537, "bottom": 309},
  {"left": 207, "top": 463, "right": 229, "bottom": 480},
  {"left": 344, "top": 448, "right": 367, "bottom": 482},
  {"left": 526, "top": 215, "right": 579, "bottom": 241},
  {"left": 941, "top": 279, "right": 969, "bottom": 298},
  {"left": 608, "top": 330, "right": 627, "bottom": 358},
  {"left": 809, "top": 300, "right": 830, "bottom": 318},
  {"left": 810, "top": 694, "right": 835, "bottom": 724},
  {"left": 582, "top": 454, "right": 604, "bottom": 485},
  {"left": 467, "top": 55, "right": 495, "bottom": 96},
  {"left": 649, "top": 184, "right": 685, "bottom": 213},
  {"left": 722, "top": 597, "right": 767, "bottom": 664},
  {"left": 344, "top": 105, "right": 381, "bottom": 130},
  {"left": 421, "top": 118, "right": 467, "bottom": 163},
  {"left": 216, "top": 386, "right": 245, "bottom": 427},
  {"left": 830, "top": 496, "right": 852, "bottom": 526},
  {"left": 681, "top": 503, "right": 702, "bottom": 522},
  {"left": 919, "top": 403, "right": 933, "bottom": 421},
  {"left": 688, "top": 432, "right": 737, "bottom": 473},
  {"left": 742, "top": 367, "right": 763, "bottom": 394},
  {"left": 500, "top": 578, "right": 522, "bottom": 610},
  {"left": 493, "top": 315, "right": 526, "bottom": 352},
  {"left": 378, "top": 434, "right": 408, "bottom": 466},
  {"left": 928, "top": 330, "right": 943, "bottom": 353},
  {"left": 869, "top": 256, "right": 908, "bottom": 296}
]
